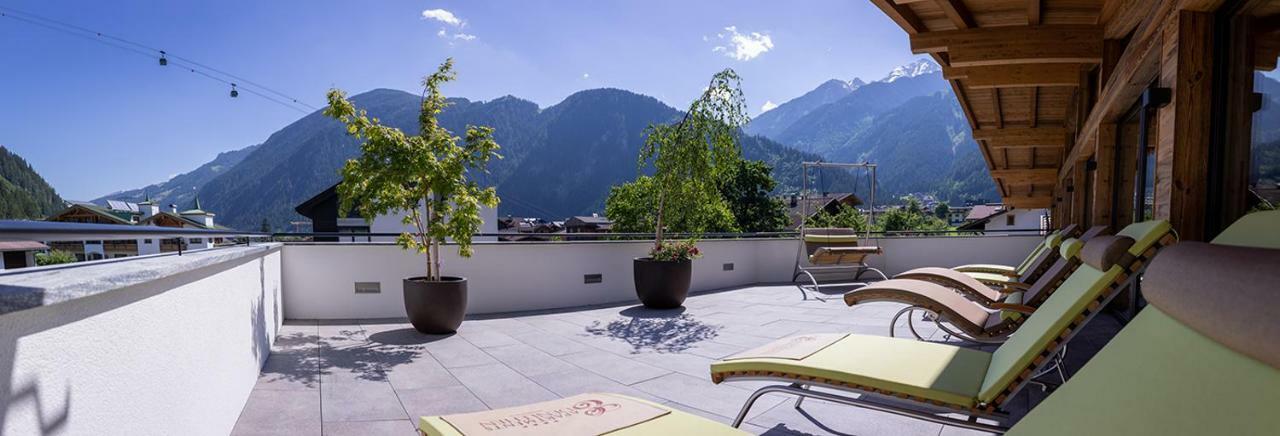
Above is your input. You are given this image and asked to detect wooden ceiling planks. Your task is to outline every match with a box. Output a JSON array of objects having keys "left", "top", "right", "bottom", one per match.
[{"left": 875, "top": 0, "right": 1109, "bottom": 207}]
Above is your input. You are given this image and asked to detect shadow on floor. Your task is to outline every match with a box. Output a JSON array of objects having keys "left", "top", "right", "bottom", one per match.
[
  {"left": 258, "top": 328, "right": 451, "bottom": 386},
  {"left": 584, "top": 305, "right": 721, "bottom": 353}
]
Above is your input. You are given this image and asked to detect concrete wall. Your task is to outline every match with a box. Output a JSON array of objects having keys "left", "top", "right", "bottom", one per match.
[
  {"left": 0, "top": 246, "right": 282, "bottom": 436},
  {"left": 280, "top": 234, "right": 1041, "bottom": 319}
]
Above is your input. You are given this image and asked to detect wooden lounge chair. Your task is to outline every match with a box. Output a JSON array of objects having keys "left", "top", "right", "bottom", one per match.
[
  {"left": 842, "top": 225, "right": 1151, "bottom": 344},
  {"left": 709, "top": 220, "right": 1179, "bottom": 432},
  {"left": 949, "top": 223, "right": 1081, "bottom": 284},
  {"left": 1006, "top": 214, "right": 1280, "bottom": 435},
  {"left": 792, "top": 228, "right": 885, "bottom": 296},
  {"left": 892, "top": 225, "right": 1107, "bottom": 304}
]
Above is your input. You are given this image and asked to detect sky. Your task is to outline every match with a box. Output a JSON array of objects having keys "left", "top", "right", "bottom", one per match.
[{"left": 0, "top": 0, "right": 926, "bottom": 200}]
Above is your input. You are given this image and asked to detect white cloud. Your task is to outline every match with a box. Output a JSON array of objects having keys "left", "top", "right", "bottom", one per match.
[
  {"left": 712, "top": 26, "right": 773, "bottom": 61},
  {"left": 424, "top": 8, "right": 476, "bottom": 42},
  {"left": 582, "top": 73, "right": 590, "bottom": 79},
  {"left": 422, "top": 9, "right": 463, "bottom": 27},
  {"left": 760, "top": 100, "right": 778, "bottom": 113}
]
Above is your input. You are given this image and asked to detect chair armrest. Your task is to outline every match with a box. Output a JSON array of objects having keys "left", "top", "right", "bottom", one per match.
[
  {"left": 999, "top": 282, "right": 1032, "bottom": 293},
  {"left": 990, "top": 303, "right": 1036, "bottom": 315}
]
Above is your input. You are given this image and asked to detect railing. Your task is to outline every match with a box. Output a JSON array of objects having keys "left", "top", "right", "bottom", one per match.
[{"left": 0, "top": 220, "right": 1049, "bottom": 248}]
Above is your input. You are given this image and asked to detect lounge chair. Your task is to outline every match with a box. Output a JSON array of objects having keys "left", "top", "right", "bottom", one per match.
[
  {"left": 842, "top": 226, "right": 1138, "bottom": 344},
  {"left": 950, "top": 223, "right": 1081, "bottom": 283},
  {"left": 708, "top": 220, "right": 1176, "bottom": 432},
  {"left": 1006, "top": 214, "right": 1280, "bottom": 435},
  {"left": 792, "top": 227, "right": 886, "bottom": 296},
  {"left": 892, "top": 225, "right": 1107, "bottom": 305}
]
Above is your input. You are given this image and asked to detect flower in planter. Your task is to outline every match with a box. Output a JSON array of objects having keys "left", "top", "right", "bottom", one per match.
[{"left": 649, "top": 240, "right": 703, "bottom": 262}]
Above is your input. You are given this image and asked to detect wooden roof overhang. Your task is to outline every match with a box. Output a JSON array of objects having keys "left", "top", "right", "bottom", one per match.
[{"left": 871, "top": 0, "right": 1113, "bottom": 209}]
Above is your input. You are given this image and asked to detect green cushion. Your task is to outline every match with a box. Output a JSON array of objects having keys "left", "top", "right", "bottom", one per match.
[
  {"left": 968, "top": 271, "right": 1015, "bottom": 285},
  {"left": 711, "top": 334, "right": 992, "bottom": 407},
  {"left": 1211, "top": 209, "right": 1280, "bottom": 248},
  {"left": 1007, "top": 308, "right": 1280, "bottom": 436},
  {"left": 1000, "top": 292, "right": 1025, "bottom": 322},
  {"left": 1014, "top": 232, "right": 1062, "bottom": 274},
  {"left": 1059, "top": 238, "right": 1084, "bottom": 259},
  {"left": 979, "top": 264, "right": 1119, "bottom": 402},
  {"left": 804, "top": 234, "right": 860, "bottom": 244},
  {"left": 418, "top": 396, "right": 749, "bottom": 436},
  {"left": 978, "top": 220, "right": 1170, "bottom": 402}
]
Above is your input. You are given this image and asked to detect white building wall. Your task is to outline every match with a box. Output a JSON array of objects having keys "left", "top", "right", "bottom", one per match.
[
  {"left": 984, "top": 208, "right": 1049, "bottom": 234},
  {"left": 280, "top": 235, "right": 1039, "bottom": 319},
  {"left": 346, "top": 205, "right": 499, "bottom": 243},
  {"left": 0, "top": 247, "right": 282, "bottom": 436}
]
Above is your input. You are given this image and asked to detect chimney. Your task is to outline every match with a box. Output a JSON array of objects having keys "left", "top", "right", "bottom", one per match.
[{"left": 169, "top": 204, "right": 178, "bottom": 214}]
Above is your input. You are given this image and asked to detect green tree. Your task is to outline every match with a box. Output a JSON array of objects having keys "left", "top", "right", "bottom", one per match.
[
  {"left": 259, "top": 218, "right": 271, "bottom": 233},
  {"left": 933, "top": 202, "right": 950, "bottom": 220},
  {"left": 806, "top": 204, "right": 869, "bottom": 231},
  {"left": 35, "top": 250, "right": 76, "bottom": 266},
  {"left": 719, "top": 160, "right": 788, "bottom": 232},
  {"left": 633, "top": 69, "right": 748, "bottom": 249},
  {"left": 606, "top": 176, "right": 736, "bottom": 234},
  {"left": 324, "top": 58, "right": 501, "bottom": 281},
  {"left": 879, "top": 199, "right": 950, "bottom": 233}
]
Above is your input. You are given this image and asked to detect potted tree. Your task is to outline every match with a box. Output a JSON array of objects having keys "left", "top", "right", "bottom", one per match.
[
  {"left": 631, "top": 69, "right": 748, "bottom": 308},
  {"left": 323, "top": 59, "right": 500, "bottom": 334}
]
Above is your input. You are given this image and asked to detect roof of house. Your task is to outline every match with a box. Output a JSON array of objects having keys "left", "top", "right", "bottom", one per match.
[
  {"left": 0, "top": 240, "right": 49, "bottom": 252},
  {"left": 138, "top": 211, "right": 224, "bottom": 230},
  {"left": 964, "top": 204, "right": 1005, "bottom": 221},
  {"left": 566, "top": 216, "right": 612, "bottom": 225},
  {"left": 48, "top": 203, "right": 136, "bottom": 225},
  {"left": 294, "top": 184, "right": 340, "bottom": 218}
]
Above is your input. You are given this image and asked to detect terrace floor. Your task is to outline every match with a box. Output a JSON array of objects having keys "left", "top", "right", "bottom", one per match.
[{"left": 231, "top": 283, "right": 1124, "bottom": 436}]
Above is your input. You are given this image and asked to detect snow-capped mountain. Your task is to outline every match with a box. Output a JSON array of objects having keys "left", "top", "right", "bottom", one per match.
[{"left": 881, "top": 59, "right": 941, "bottom": 83}]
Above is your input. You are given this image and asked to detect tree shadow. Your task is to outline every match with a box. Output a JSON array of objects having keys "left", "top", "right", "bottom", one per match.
[{"left": 585, "top": 305, "right": 721, "bottom": 353}]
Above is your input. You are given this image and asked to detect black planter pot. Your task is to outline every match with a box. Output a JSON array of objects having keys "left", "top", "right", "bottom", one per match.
[
  {"left": 633, "top": 258, "right": 692, "bottom": 309},
  {"left": 403, "top": 276, "right": 467, "bottom": 334}
]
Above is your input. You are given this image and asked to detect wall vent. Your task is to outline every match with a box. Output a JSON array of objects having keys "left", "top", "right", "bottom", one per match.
[
  {"left": 354, "top": 282, "right": 381, "bottom": 294},
  {"left": 723, "top": 263, "right": 734, "bottom": 271},
  {"left": 584, "top": 274, "right": 603, "bottom": 284}
]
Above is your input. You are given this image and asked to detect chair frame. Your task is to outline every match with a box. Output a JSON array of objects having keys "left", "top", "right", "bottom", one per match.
[{"left": 791, "top": 161, "right": 887, "bottom": 297}]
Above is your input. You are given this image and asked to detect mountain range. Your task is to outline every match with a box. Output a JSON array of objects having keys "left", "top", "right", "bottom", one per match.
[
  {"left": 85, "top": 60, "right": 1001, "bottom": 230},
  {"left": 0, "top": 145, "right": 64, "bottom": 220}
]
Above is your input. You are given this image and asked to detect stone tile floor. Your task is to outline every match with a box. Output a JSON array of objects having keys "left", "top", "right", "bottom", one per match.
[{"left": 231, "top": 283, "right": 1123, "bottom": 435}]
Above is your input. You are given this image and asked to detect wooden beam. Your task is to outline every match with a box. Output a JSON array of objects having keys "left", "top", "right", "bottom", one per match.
[
  {"left": 936, "top": 0, "right": 976, "bottom": 29},
  {"left": 1007, "top": 195, "right": 1054, "bottom": 209},
  {"left": 1029, "top": 87, "right": 1039, "bottom": 127},
  {"left": 1155, "top": 11, "right": 1214, "bottom": 241},
  {"left": 872, "top": 0, "right": 925, "bottom": 34},
  {"left": 1100, "top": 0, "right": 1149, "bottom": 39},
  {"left": 991, "top": 168, "right": 1058, "bottom": 184},
  {"left": 974, "top": 127, "right": 1068, "bottom": 145},
  {"left": 944, "top": 64, "right": 1084, "bottom": 88},
  {"left": 1028, "top": 0, "right": 1041, "bottom": 26},
  {"left": 992, "top": 89, "right": 1004, "bottom": 129},
  {"left": 949, "top": 42, "right": 1103, "bottom": 67},
  {"left": 1060, "top": 1, "right": 1175, "bottom": 180},
  {"left": 911, "top": 25, "right": 1101, "bottom": 53}
]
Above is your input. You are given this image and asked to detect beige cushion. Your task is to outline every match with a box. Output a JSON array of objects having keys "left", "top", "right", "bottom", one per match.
[
  {"left": 1143, "top": 242, "right": 1280, "bottom": 370},
  {"left": 1079, "top": 235, "right": 1134, "bottom": 271}
]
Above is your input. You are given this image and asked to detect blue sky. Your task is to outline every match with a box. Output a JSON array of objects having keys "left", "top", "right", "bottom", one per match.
[{"left": 2, "top": 0, "right": 925, "bottom": 200}]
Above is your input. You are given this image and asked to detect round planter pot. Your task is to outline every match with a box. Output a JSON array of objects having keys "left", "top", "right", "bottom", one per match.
[
  {"left": 403, "top": 276, "right": 467, "bottom": 334},
  {"left": 633, "top": 257, "right": 692, "bottom": 309}
]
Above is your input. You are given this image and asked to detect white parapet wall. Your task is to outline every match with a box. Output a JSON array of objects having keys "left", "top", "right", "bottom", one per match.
[
  {"left": 280, "top": 234, "right": 1041, "bottom": 319},
  {"left": 0, "top": 244, "right": 282, "bottom": 436}
]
